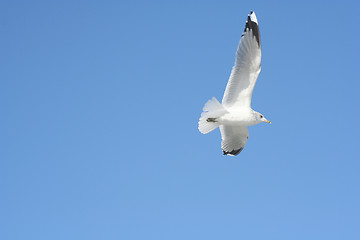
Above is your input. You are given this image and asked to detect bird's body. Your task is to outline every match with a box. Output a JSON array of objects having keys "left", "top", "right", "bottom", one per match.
[
  {"left": 219, "top": 109, "right": 258, "bottom": 126},
  {"left": 198, "top": 11, "right": 271, "bottom": 156}
]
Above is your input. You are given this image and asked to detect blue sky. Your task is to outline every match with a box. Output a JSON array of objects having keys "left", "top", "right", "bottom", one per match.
[{"left": 1, "top": 1, "right": 360, "bottom": 239}]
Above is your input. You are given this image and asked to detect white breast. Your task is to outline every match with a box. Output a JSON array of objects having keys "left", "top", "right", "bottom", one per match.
[{"left": 219, "top": 108, "right": 257, "bottom": 126}]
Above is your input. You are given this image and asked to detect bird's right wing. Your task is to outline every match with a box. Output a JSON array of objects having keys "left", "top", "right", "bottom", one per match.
[
  {"left": 222, "top": 11, "right": 262, "bottom": 108},
  {"left": 220, "top": 125, "right": 249, "bottom": 156}
]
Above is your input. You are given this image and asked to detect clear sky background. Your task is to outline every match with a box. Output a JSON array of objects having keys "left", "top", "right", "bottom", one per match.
[{"left": 1, "top": 1, "right": 360, "bottom": 239}]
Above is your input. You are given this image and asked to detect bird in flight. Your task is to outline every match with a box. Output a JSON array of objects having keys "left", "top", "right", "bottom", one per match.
[{"left": 198, "top": 11, "right": 271, "bottom": 156}]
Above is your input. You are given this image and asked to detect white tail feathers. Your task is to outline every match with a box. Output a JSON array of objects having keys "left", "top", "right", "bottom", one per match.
[{"left": 198, "top": 97, "right": 227, "bottom": 134}]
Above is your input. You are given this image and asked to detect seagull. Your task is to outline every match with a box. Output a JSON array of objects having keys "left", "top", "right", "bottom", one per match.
[{"left": 198, "top": 11, "right": 271, "bottom": 156}]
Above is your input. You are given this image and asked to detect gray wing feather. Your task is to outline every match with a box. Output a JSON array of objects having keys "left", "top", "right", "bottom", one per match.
[{"left": 222, "top": 12, "right": 262, "bottom": 108}]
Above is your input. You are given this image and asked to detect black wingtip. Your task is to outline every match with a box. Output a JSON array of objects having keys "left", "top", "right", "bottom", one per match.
[
  {"left": 243, "top": 12, "right": 261, "bottom": 47},
  {"left": 250, "top": 10, "right": 254, "bottom": 14},
  {"left": 223, "top": 147, "right": 244, "bottom": 156},
  {"left": 247, "top": 15, "right": 251, "bottom": 22}
]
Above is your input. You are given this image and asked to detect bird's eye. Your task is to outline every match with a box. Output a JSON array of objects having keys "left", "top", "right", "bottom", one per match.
[{"left": 260, "top": 115, "right": 263, "bottom": 118}]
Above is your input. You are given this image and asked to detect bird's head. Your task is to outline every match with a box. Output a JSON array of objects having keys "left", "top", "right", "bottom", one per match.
[{"left": 256, "top": 112, "right": 271, "bottom": 124}]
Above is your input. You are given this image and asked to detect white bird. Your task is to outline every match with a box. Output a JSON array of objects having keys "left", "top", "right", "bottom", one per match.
[{"left": 198, "top": 11, "right": 271, "bottom": 156}]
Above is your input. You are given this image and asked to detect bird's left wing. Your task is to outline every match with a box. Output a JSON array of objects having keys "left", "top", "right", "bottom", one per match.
[
  {"left": 220, "top": 125, "right": 249, "bottom": 156},
  {"left": 222, "top": 11, "right": 261, "bottom": 108}
]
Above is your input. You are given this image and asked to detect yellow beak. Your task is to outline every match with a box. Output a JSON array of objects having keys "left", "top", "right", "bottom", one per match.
[{"left": 265, "top": 119, "right": 271, "bottom": 124}]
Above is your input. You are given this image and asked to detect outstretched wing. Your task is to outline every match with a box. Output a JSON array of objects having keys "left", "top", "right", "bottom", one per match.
[
  {"left": 220, "top": 125, "right": 249, "bottom": 156},
  {"left": 222, "top": 11, "right": 261, "bottom": 108}
]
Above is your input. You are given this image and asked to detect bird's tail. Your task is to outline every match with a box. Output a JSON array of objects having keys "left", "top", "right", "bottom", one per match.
[{"left": 198, "top": 97, "right": 228, "bottom": 134}]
